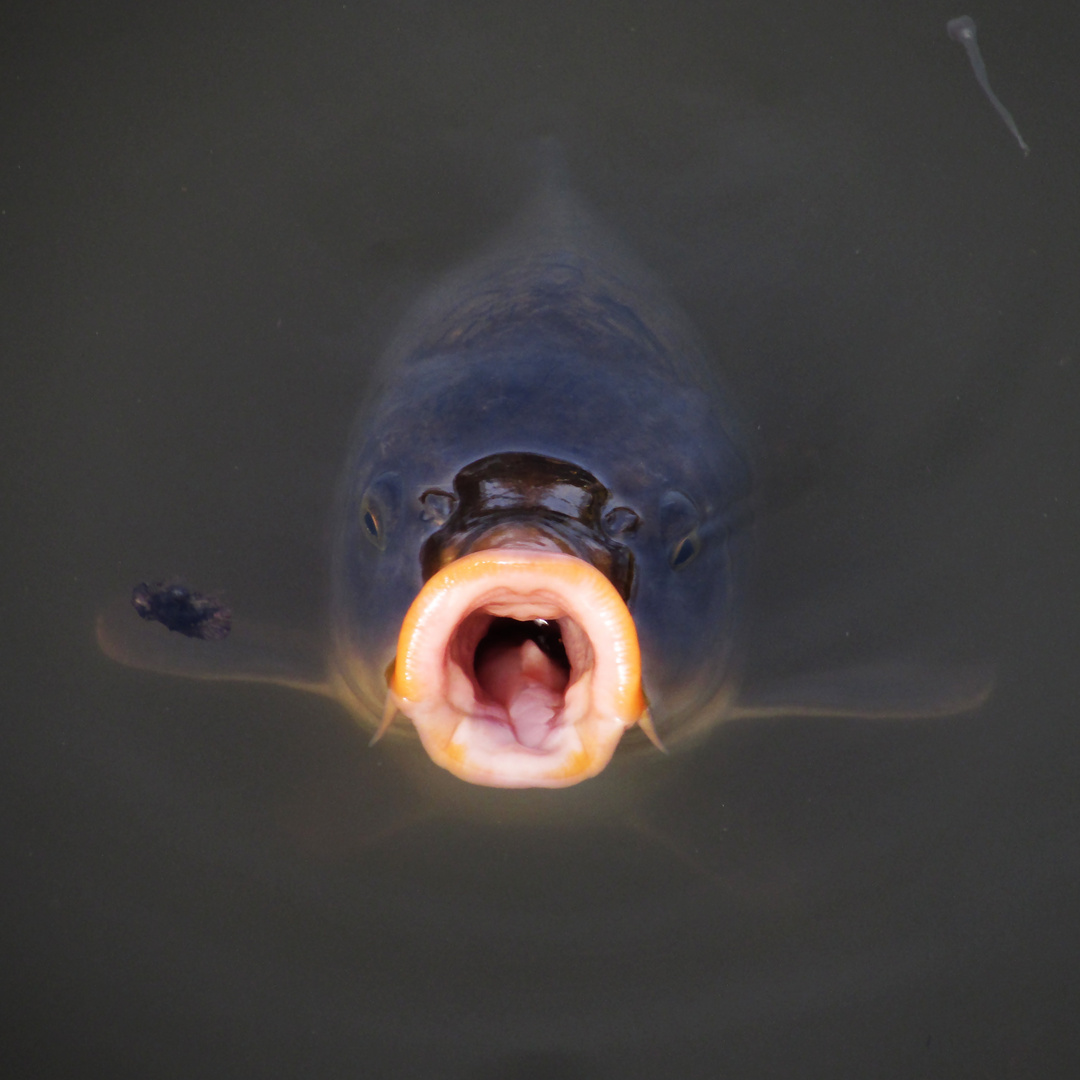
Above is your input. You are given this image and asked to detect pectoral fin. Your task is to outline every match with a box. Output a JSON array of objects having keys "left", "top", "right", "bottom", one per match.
[
  {"left": 95, "top": 595, "right": 335, "bottom": 699},
  {"left": 730, "top": 661, "right": 994, "bottom": 721}
]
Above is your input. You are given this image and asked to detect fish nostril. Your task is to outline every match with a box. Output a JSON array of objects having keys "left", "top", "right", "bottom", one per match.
[
  {"left": 603, "top": 506, "right": 640, "bottom": 536},
  {"left": 419, "top": 488, "right": 456, "bottom": 525}
]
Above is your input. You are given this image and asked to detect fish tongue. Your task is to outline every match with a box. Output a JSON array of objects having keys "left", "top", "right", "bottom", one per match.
[
  {"left": 476, "top": 638, "right": 568, "bottom": 749},
  {"left": 507, "top": 685, "right": 558, "bottom": 748}
]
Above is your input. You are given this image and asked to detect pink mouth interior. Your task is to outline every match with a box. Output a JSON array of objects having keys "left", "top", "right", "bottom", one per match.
[
  {"left": 473, "top": 619, "right": 570, "bottom": 748},
  {"left": 451, "top": 612, "right": 584, "bottom": 750}
]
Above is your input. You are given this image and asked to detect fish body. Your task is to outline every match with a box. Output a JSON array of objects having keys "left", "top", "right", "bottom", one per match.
[
  {"left": 328, "top": 174, "right": 750, "bottom": 784},
  {"left": 97, "top": 153, "right": 988, "bottom": 789}
]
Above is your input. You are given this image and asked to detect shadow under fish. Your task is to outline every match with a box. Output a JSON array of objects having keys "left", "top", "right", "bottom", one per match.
[{"left": 97, "top": 147, "right": 991, "bottom": 789}]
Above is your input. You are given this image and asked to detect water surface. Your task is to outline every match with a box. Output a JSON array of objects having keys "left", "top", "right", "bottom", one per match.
[{"left": 3, "top": 2, "right": 1078, "bottom": 1076}]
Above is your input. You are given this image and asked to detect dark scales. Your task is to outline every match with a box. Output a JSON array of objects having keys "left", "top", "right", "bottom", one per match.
[{"left": 131, "top": 582, "right": 232, "bottom": 640}]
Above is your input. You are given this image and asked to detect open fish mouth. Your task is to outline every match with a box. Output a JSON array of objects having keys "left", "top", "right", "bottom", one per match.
[{"left": 384, "top": 549, "right": 647, "bottom": 788}]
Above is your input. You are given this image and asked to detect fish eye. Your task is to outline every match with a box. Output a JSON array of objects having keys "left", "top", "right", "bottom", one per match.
[
  {"left": 358, "top": 473, "right": 402, "bottom": 552},
  {"left": 362, "top": 504, "right": 381, "bottom": 542},
  {"left": 359, "top": 495, "right": 385, "bottom": 549},
  {"left": 658, "top": 490, "right": 702, "bottom": 570},
  {"left": 669, "top": 528, "right": 701, "bottom": 570}
]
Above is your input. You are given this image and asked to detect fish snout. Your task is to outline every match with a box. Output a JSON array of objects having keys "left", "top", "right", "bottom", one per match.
[
  {"left": 421, "top": 511, "right": 635, "bottom": 601},
  {"left": 383, "top": 549, "right": 647, "bottom": 788}
]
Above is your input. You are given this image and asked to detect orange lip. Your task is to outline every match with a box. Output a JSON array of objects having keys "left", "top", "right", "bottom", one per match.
[{"left": 385, "top": 549, "right": 646, "bottom": 788}]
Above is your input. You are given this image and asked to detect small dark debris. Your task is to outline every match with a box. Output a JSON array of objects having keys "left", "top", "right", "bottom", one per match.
[{"left": 131, "top": 581, "right": 232, "bottom": 640}]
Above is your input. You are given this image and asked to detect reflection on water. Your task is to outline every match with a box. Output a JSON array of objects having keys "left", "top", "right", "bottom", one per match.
[{"left": 4, "top": 1, "right": 1079, "bottom": 1077}]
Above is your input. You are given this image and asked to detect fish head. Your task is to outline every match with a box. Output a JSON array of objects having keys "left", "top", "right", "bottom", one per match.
[
  {"left": 96, "top": 147, "right": 990, "bottom": 794},
  {"left": 332, "top": 323, "right": 751, "bottom": 788}
]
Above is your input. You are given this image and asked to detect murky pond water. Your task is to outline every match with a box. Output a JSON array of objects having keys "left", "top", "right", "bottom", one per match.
[{"left": 3, "top": 2, "right": 1078, "bottom": 1076}]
